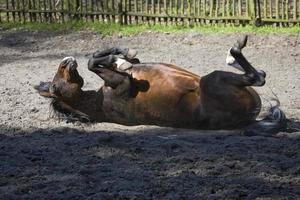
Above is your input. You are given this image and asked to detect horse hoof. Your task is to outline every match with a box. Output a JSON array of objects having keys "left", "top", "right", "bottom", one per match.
[
  {"left": 234, "top": 35, "right": 248, "bottom": 51},
  {"left": 237, "top": 35, "right": 248, "bottom": 49},
  {"left": 230, "top": 46, "right": 242, "bottom": 55},
  {"left": 115, "top": 58, "right": 133, "bottom": 71},
  {"left": 125, "top": 49, "right": 138, "bottom": 59}
]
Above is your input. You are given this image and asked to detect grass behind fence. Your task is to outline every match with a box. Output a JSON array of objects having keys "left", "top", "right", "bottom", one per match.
[
  {"left": 1, "top": 20, "right": 300, "bottom": 35},
  {"left": 1, "top": 0, "right": 300, "bottom": 26}
]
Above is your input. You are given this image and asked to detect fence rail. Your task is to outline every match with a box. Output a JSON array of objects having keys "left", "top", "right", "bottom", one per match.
[{"left": 0, "top": 0, "right": 299, "bottom": 25}]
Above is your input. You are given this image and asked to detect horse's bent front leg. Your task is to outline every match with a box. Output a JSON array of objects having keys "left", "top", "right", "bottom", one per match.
[
  {"left": 88, "top": 56, "right": 132, "bottom": 98},
  {"left": 93, "top": 46, "right": 137, "bottom": 60},
  {"left": 88, "top": 54, "right": 116, "bottom": 70},
  {"left": 88, "top": 56, "right": 129, "bottom": 89},
  {"left": 92, "top": 47, "right": 139, "bottom": 71}
]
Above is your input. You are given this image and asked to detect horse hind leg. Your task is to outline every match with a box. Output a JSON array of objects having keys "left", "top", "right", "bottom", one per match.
[
  {"left": 230, "top": 48, "right": 266, "bottom": 87},
  {"left": 227, "top": 36, "right": 266, "bottom": 87},
  {"left": 226, "top": 35, "right": 248, "bottom": 72},
  {"left": 226, "top": 51, "right": 266, "bottom": 81}
]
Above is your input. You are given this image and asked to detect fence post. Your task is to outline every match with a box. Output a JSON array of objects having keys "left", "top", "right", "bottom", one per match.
[
  {"left": 256, "top": 0, "right": 262, "bottom": 25},
  {"left": 117, "top": 0, "right": 123, "bottom": 25},
  {"left": 249, "top": 0, "right": 261, "bottom": 26},
  {"left": 124, "top": 0, "right": 128, "bottom": 25},
  {"left": 6, "top": 0, "right": 9, "bottom": 22},
  {"left": 75, "top": 0, "right": 80, "bottom": 20},
  {"left": 248, "top": 0, "right": 255, "bottom": 21}
]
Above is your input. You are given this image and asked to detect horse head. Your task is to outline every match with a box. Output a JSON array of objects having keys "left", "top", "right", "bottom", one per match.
[
  {"left": 34, "top": 57, "right": 96, "bottom": 122},
  {"left": 35, "top": 57, "right": 84, "bottom": 102}
]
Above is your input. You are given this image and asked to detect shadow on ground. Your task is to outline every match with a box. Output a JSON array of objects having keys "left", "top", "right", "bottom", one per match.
[
  {"left": 1, "top": 125, "right": 299, "bottom": 200},
  {"left": 0, "top": 30, "right": 64, "bottom": 48}
]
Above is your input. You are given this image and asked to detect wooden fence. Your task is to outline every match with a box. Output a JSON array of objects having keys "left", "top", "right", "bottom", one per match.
[{"left": 0, "top": 0, "right": 299, "bottom": 25}]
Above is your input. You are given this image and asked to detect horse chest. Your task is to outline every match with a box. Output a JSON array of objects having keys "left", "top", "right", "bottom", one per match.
[{"left": 101, "top": 86, "right": 131, "bottom": 124}]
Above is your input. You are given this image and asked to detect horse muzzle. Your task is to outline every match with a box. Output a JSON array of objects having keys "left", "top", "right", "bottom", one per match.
[
  {"left": 68, "top": 60, "right": 78, "bottom": 71},
  {"left": 61, "top": 56, "right": 78, "bottom": 71}
]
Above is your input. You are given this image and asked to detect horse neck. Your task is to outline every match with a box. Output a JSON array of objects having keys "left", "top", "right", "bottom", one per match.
[{"left": 71, "top": 89, "right": 105, "bottom": 122}]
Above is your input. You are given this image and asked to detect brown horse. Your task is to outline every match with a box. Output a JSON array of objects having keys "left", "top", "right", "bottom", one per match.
[{"left": 35, "top": 36, "right": 286, "bottom": 135}]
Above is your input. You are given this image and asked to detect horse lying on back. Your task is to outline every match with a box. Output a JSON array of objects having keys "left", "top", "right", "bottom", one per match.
[{"left": 35, "top": 36, "right": 286, "bottom": 135}]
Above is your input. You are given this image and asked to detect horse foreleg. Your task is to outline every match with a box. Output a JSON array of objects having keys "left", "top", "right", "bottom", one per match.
[
  {"left": 93, "top": 48, "right": 139, "bottom": 71},
  {"left": 88, "top": 56, "right": 131, "bottom": 92},
  {"left": 53, "top": 100, "right": 91, "bottom": 122},
  {"left": 93, "top": 46, "right": 137, "bottom": 59},
  {"left": 88, "top": 54, "right": 116, "bottom": 69}
]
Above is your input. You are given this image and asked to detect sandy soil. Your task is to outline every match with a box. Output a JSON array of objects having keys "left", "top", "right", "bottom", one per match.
[{"left": 0, "top": 29, "right": 299, "bottom": 199}]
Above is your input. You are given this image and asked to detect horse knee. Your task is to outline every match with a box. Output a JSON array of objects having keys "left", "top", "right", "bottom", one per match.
[
  {"left": 88, "top": 55, "right": 116, "bottom": 71},
  {"left": 245, "top": 72, "right": 266, "bottom": 86}
]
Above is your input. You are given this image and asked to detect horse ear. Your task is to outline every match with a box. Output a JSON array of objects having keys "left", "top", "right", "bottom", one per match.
[{"left": 34, "top": 82, "right": 57, "bottom": 98}]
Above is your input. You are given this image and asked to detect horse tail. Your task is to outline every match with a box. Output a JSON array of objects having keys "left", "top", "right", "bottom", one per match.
[{"left": 243, "top": 99, "right": 287, "bottom": 136}]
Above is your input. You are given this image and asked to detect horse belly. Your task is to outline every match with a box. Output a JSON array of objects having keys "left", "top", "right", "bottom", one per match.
[
  {"left": 128, "top": 88, "right": 202, "bottom": 127},
  {"left": 102, "top": 86, "right": 201, "bottom": 127}
]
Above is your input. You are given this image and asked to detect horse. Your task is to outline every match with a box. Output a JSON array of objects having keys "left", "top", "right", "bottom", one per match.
[{"left": 35, "top": 36, "right": 286, "bottom": 135}]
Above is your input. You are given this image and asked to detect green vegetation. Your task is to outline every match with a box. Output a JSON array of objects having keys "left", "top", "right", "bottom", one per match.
[{"left": 1, "top": 21, "right": 300, "bottom": 35}]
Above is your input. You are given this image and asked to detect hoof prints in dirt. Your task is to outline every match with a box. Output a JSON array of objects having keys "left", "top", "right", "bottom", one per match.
[{"left": 1, "top": 126, "right": 300, "bottom": 200}]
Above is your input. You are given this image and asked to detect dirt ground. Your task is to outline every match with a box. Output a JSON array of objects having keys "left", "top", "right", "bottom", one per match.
[{"left": 0, "top": 29, "right": 299, "bottom": 200}]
